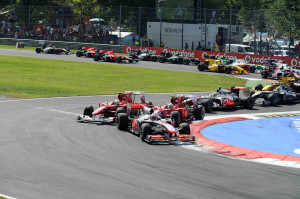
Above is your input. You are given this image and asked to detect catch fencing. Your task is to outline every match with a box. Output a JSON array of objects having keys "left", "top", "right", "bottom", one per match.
[{"left": 0, "top": 4, "right": 298, "bottom": 56}]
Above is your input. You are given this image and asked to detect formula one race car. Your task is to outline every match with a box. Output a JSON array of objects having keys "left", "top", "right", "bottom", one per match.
[
  {"left": 93, "top": 50, "right": 138, "bottom": 63},
  {"left": 197, "top": 87, "right": 255, "bottom": 111},
  {"left": 251, "top": 76, "right": 300, "bottom": 106},
  {"left": 116, "top": 112, "right": 195, "bottom": 144},
  {"left": 261, "top": 59, "right": 291, "bottom": 79},
  {"left": 77, "top": 91, "right": 151, "bottom": 124},
  {"left": 153, "top": 94, "right": 205, "bottom": 127},
  {"left": 158, "top": 52, "right": 185, "bottom": 64},
  {"left": 251, "top": 85, "right": 300, "bottom": 106},
  {"left": 229, "top": 59, "right": 256, "bottom": 73},
  {"left": 183, "top": 57, "right": 200, "bottom": 65},
  {"left": 76, "top": 47, "right": 97, "bottom": 58},
  {"left": 158, "top": 52, "right": 172, "bottom": 63},
  {"left": 137, "top": 49, "right": 158, "bottom": 62},
  {"left": 197, "top": 56, "right": 245, "bottom": 74},
  {"left": 35, "top": 43, "right": 72, "bottom": 55}
]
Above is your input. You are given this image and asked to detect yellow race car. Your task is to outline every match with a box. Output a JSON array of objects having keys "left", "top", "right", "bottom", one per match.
[{"left": 198, "top": 56, "right": 247, "bottom": 74}]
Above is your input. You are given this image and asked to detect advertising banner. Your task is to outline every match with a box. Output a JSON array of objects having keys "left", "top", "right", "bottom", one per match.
[{"left": 124, "top": 45, "right": 300, "bottom": 67}]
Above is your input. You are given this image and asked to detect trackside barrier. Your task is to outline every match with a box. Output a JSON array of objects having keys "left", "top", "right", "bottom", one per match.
[{"left": 124, "top": 46, "right": 300, "bottom": 67}]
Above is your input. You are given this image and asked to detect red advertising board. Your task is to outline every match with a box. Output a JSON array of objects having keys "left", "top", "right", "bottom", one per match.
[{"left": 123, "top": 46, "right": 300, "bottom": 67}]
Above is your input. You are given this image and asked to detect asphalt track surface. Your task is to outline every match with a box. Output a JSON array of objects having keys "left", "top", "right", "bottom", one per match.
[
  {"left": 0, "top": 48, "right": 260, "bottom": 79},
  {"left": 1, "top": 49, "right": 300, "bottom": 199}
]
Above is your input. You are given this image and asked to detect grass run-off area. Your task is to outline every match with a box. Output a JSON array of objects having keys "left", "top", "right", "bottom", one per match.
[{"left": 0, "top": 55, "right": 246, "bottom": 98}]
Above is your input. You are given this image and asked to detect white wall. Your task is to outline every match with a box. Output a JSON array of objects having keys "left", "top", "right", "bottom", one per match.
[{"left": 147, "top": 22, "right": 243, "bottom": 50}]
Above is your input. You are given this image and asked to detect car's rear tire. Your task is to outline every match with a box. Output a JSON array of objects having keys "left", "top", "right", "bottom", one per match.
[
  {"left": 198, "top": 64, "right": 205, "bottom": 71},
  {"left": 116, "top": 107, "right": 126, "bottom": 115},
  {"left": 201, "top": 99, "right": 214, "bottom": 113},
  {"left": 83, "top": 106, "right": 94, "bottom": 118},
  {"left": 224, "top": 66, "right": 232, "bottom": 74},
  {"left": 159, "top": 56, "right": 165, "bottom": 63},
  {"left": 117, "top": 113, "right": 128, "bottom": 130},
  {"left": 93, "top": 54, "right": 100, "bottom": 61},
  {"left": 141, "top": 123, "right": 152, "bottom": 142},
  {"left": 179, "top": 123, "right": 191, "bottom": 134},
  {"left": 76, "top": 51, "right": 82, "bottom": 57},
  {"left": 193, "top": 105, "right": 205, "bottom": 120},
  {"left": 171, "top": 111, "right": 180, "bottom": 127},
  {"left": 242, "top": 97, "right": 255, "bottom": 109},
  {"left": 36, "top": 48, "right": 42, "bottom": 53}
]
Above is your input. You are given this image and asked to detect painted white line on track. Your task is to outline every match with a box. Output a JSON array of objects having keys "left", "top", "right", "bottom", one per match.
[
  {"left": 0, "top": 193, "right": 17, "bottom": 199},
  {"left": 34, "top": 107, "right": 78, "bottom": 116}
]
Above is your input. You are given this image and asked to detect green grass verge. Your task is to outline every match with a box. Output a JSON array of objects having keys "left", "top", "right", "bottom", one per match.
[{"left": 0, "top": 55, "right": 246, "bottom": 98}]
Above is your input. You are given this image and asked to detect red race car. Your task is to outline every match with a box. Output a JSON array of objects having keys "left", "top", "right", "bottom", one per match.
[
  {"left": 77, "top": 91, "right": 152, "bottom": 124},
  {"left": 153, "top": 94, "right": 205, "bottom": 127},
  {"left": 93, "top": 50, "right": 139, "bottom": 63},
  {"left": 76, "top": 47, "right": 97, "bottom": 58}
]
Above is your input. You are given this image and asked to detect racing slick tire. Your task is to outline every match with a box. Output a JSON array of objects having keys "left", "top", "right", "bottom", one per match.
[
  {"left": 76, "top": 51, "right": 82, "bottom": 57},
  {"left": 83, "top": 106, "right": 94, "bottom": 118},
  {"left": 116, "top": 107, "right": 126, "bottom": 115},
  {"left": 249, "top": 66, "right": 256, "bottom": 73},
  {"left": 116, "top": 56, "right": 122, "bottom": 63},
  {"left": 171, "top": 111, "right": 180, "bottom": 127},
  {"left": 159, "top": 56, "right": 165, "bottom": 63},
  {"left": 141, "top": 123, "right": 152, "bottom": 142},
  {"left": 128, "top": 59, "right": 134, "bottom": 63},
  {"left": 183, "top": 59, "right": 189, "bottom": 65},
  {"left": 267, "top": 93, "right": 279, "bottom": 106},
  {"left": 36, "top": 48, "right": 42, "bottom": 53},
  {"left": 117, "top": 113, "right": 128, "bottom": 130},
  {"left": 261, "top": 70, "right": 269, "bottom": 78},
  {"left": 198, "top": 64, "right": 206, "bottom": 71},
  {"left": 193, "top": 105, "right": 205, "bottom": 120},
  {"left": 93, "top": 54, "right": 100, "bottom": 61},
  {"left": 242, "top": 96, "right": 255, "bottom": 109},
  {"left": 224, "top": 66, "right": 232, "bottom": 74},
  {"left": 255, "top": 84, "right": 264, "bottom": 91},
  {"left": 201, "top": 99, "right": 214, "bottom": 113},
  {"left": 179, "top": 123, "right": 191, "bottom": 134}
]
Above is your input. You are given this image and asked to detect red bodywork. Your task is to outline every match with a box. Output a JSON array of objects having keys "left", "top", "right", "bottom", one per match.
[
  {"left": 154, "top": 95, "right": 196, "bottom": 120},
  {"left": 91, "top": 91, "right": 147, "bottom": 121},
  {"left": 81, "top": 47, "right": 97, "bottom": 55}
]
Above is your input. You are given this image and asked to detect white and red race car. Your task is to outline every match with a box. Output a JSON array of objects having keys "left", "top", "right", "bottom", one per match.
[
  {"left": 116, "top": 111, "right": 195, "bottom": 144},
  {"left": 197, "top": 86, "right": 255, "bottom": 111}
]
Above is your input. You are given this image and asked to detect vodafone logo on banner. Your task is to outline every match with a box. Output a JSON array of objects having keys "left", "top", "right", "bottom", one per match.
[{"left": 123, "top": 45, "right": 300, "bottom": 66}]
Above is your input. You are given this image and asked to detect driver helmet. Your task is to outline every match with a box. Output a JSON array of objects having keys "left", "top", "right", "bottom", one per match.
[
  {"left": 211, "top": 92, "right": 218, "bottom": 97},
  {"left": 115, "top": 99, "right": 120, "bottom": 105},
  {"left": 168, "top": 103, "right": 173, "bottom": 109},
  {"left": 150, "top": 113, "right": 158, "bottom": 121}
]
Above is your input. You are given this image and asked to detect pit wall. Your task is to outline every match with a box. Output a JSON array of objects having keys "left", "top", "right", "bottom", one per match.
[
  {"left": 0, "top": 38, "right": 124, "bottom": 52},
  {"left": 124, "top": 45, "right": 300, "bottom": 67}
]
